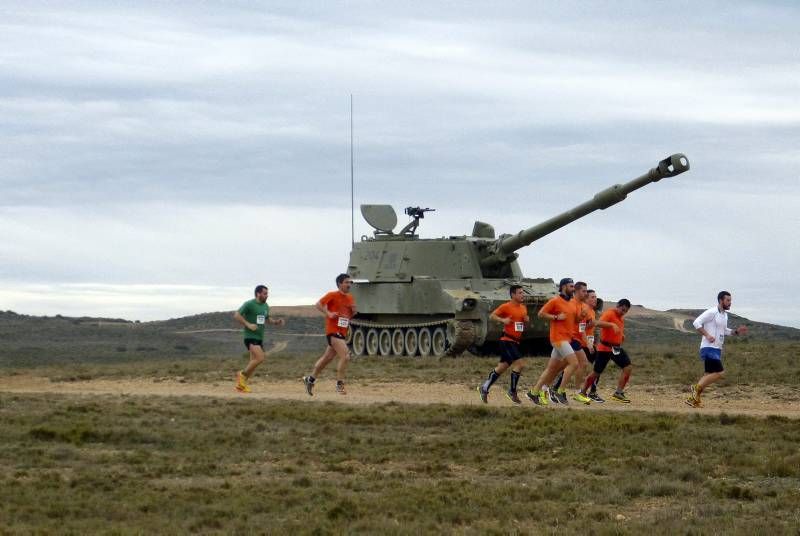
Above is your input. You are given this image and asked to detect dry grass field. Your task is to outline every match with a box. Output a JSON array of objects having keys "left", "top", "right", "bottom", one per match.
[
  {"left": 1, "top": 310, "right": 799, "bottom": 534},
  {"left": 1, "top": 391, "right": 799, "bottom": 534}
]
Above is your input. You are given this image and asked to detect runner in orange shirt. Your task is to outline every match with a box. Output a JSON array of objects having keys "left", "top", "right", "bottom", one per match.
[
  {"left": 477, "top": 285, "right": 530, "bottom": 405},
  {"left": 583, "top": 290, "right": 607, "bottom": 402},
  {"left": 526, "top": 277, "right": 580, "bottom": 406},
  {"left": 549, "top": 282, "right": 593, "bottom": 404},
  {"left": 303, "top": 273, "right": 356, "bottom": 396},
  {"left": 580, "top": 298, "right": 630, "bottom": 403}
]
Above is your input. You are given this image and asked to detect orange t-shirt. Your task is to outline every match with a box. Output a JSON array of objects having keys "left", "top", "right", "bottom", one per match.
[
  {"left": 597, "top": 308, "right": 625, "bottom": 351},
  {"left": 492, "top": 301, "right": 528, "bottom": 343},
  {"left": 571, "top": 298, "right": 591, "bottom": 341},
  {"left": 584, "top": 308, "right": 597, "bottom": 341},
  {"left": 319, "top": 291, "right": 356, "bottom": 336},
  {"left": 539, "top": 295, "right": 575, "bottom": 344}
]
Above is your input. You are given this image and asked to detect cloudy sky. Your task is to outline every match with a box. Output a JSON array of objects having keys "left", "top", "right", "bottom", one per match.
[{"left": 1, "top": 1, "right": 798, "bottom": 326}]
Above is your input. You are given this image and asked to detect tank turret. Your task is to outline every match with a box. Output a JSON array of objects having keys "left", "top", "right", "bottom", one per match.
[{"left": 344, "top": 154, "right": 690, "bottom": 357}]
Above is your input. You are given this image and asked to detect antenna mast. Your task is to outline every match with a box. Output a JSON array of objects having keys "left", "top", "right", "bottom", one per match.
[{"left": 350, "top": 94, "right": 355, "bottom": 247}]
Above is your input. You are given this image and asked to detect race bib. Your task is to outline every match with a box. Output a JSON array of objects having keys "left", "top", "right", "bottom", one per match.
[
  {"left": 612, "top": 346, "right": 621, "bottom": 356},
  {"left": 587, "top": 336, "right": 595, "bottom": 345},
  {"left": 337, "top": 317, "right": 350, "bottom": 328},
  {"left": 578, "top": 322, "right": 586, "bottom": 333},
  {"left": 256, "top": 315, "right": 266, "bottom": 325},
  {"left": 718, "top": 334, "right": 724, "bottom": 345},
  {"left": 514, "top": 322, "right": 524, "bottom": 333}
]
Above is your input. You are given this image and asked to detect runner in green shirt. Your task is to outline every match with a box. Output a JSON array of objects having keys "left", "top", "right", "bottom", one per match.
[{"left": 233, "top": 285, "right": 284, "bottom": 393}]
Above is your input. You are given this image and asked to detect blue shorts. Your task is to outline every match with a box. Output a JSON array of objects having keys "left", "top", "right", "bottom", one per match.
[{"left": 700, "top": 347, "right": 723, "bottom": 373}]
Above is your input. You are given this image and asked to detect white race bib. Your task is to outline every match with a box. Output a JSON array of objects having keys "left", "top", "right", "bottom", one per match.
[
  {"left": 337, "top": 317, "right": 350, "bottom": 328},
  {"left": 718, "top": 334, "right": 724, "bottom": 345},
  {"left": 514, "top": 322, "right": 524, "bottom": 333},
  {"left": 256, "top": 315, "right": 266, "bottom": 325},
  {"left": 588, "top": 336, "right": 595, "bottom": 345},
  {"left": 579, "top": 322, "right": 586, "bottom": 333}
]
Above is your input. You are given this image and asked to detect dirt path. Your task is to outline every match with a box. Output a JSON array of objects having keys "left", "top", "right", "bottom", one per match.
[
  {"left": 264, "top": 341, "right": 288, "bottom": 355},
  {"left": 1, "top": 375, "right": 798, "bottom": 419}
]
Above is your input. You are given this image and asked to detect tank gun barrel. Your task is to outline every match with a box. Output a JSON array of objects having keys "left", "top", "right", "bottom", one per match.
[{"left": 480, "top": 154, "right": 689, "bottom": 268}]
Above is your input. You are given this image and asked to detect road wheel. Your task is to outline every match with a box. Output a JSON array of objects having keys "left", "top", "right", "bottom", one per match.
[
  {"left": 404, "top": 329, "right": 419, "bottom": 357},
  {"left": 391, "top": 328, "right": 405, "bottom": 356},
  {"left": 432, "top": 327, "right": 447, "bottom": 357},
  {"left": 378, "top": 329, "right": 392, "bottom": 356},
  {"left": 351, "top": 328, "right": 365, "bottom": 356},
  {"left": 366, "top": 328, "right": 379, "bottom": 356},
  {"left": 418, "top": 327, "right": 432, "bottom": 357}
]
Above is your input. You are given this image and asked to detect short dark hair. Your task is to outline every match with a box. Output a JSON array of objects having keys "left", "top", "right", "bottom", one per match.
[
  {"left": 587, "top": 289, "right": 596, "bottom": 294},
  {"left": 336, "top": 273, "right": 351, "bottom": 286},
  {"left": 254, "top": 285, "right": 268, "bottom": 296},
  {"left": 509, "top": 284, "right": 523, "bottom": 296},
  {"left": 575, "top": 281, "right": 587, "bottom": 290},
  {"left": 717, "top": 291, "right": 731, "bottom": 302},
  {"left": 617, "top": 298, "right": 631, "bottom": 308}
]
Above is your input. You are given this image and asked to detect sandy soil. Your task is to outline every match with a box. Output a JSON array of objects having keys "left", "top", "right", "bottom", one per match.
[{"left": 1, "top": 375, "right": 798, "bottom": 419}]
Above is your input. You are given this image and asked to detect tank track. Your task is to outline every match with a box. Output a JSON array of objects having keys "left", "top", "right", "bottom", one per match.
[
  {"left": 445, "top": 320, "right": 476, "bottom": 357},
  {"left": 348, "top": 318, "right": 477, "bottom": 357},
  {"left": 350, "top": 319, "right": 445, "bottom": 329}
]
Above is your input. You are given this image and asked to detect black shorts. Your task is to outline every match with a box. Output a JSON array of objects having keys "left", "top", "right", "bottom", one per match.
[
  {"left": 244, "top": 338, "right": 263, "bottom": 350},
  {"left": 583, "top": 347, "right": 595, "bottom": 364},
  {"left": 704, "top": 358, "right": 724, "bottom": 374},
  {"left": 326, "top": 333, "right": 346, "bottom": 347},
  {"left": 498, "top": 340, "right": 522, "bottom": 364},
  {"left": 593, "top": 348, "right": 631, "bottom": 374},
  {"left": 569, "top": 340, "right": 583, "bottom": 352}
]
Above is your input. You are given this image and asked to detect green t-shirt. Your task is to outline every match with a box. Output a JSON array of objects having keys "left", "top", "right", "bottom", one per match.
[{"left": 238, "top": 299, "right": 269, "bottom": 341}]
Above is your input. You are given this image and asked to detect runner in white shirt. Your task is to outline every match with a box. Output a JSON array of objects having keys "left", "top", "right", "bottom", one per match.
[{"left": 686, "top": 291, "right": 748, "bottom": 408}]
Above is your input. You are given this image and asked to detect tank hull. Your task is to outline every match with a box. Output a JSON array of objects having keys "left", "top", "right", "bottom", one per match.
[{"left": 347, "top": 277, "right": 557, "bottom": 357}]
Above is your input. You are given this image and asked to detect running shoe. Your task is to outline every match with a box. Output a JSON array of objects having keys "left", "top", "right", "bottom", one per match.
[
  {"left": 611, "top": 392, "right": 631, "bottom": 404},
  {"left": 548, "top": 387, "right": 561, "bottom": 405},
  {"left": 477, "top": 385, "right": 489, "bottom": 404},
  {"left": 555, "top": 390, "right": 568, "bottom": 405},
  {"left": 302, "top": 376, "right": 315, "bottom": 397},
  {"left": 685, "top": 395, "right": 701, "bottom": 408},
  {"left": 526, "top": 390, "right": 543, "bottom": 406},
  {"left": 335, "top": 380, "right": 347, "bottom": 395},
  {"left": 505, "top": 390, "right": 521, "bottom": 405},
  {"left": 235, "top": 371, "right": 251, "bottom": 393},
  {"left": 573, "top": 392, "right": 592, "bottom": 405},
  {"left": 588, "top": 392, "right": 605, "bottom": 403},
  {"left": 691, "top": 384, "right": 701, "bottom": 404}
]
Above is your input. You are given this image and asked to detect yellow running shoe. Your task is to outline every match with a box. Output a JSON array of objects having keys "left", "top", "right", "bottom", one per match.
[
  {"left": 573, "top": 392, "right": 592, "bottom": 405},
  {"left": 691, "top": 384, "right": 701, "bottom": 404},
  {"left": 539, "top": 389, "right": 549, "bottom": 406},
  {"left": 235, "top": 371, "right": 251, "bottom": 393}
]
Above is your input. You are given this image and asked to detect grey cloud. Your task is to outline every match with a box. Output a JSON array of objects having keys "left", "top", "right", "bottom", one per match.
[{"left": 0, "top": 1, "right": 798, "bottom": 324}]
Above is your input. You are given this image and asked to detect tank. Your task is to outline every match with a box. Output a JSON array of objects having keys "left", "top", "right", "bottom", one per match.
[{"left": 345, "top": 154, "right": 690, "bottom": 357}]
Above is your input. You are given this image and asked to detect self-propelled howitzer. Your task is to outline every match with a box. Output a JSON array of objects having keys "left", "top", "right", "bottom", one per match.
[{"left": 345, "top": 154, "right": 689, "bottom": 357}]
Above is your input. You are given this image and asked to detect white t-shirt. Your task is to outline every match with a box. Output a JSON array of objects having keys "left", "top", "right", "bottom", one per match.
[{"left": 693, "top": 307, "right": 733, "bottom": 350}]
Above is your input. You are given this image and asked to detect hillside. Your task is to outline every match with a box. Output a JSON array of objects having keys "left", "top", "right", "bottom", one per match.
[{"left": 1, "top": 305, "right": 798, "bottom": 367}]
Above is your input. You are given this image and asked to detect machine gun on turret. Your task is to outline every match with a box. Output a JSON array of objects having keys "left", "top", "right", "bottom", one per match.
[{"left": 400, "top": 206, "right": 435, "bottom": 236}]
